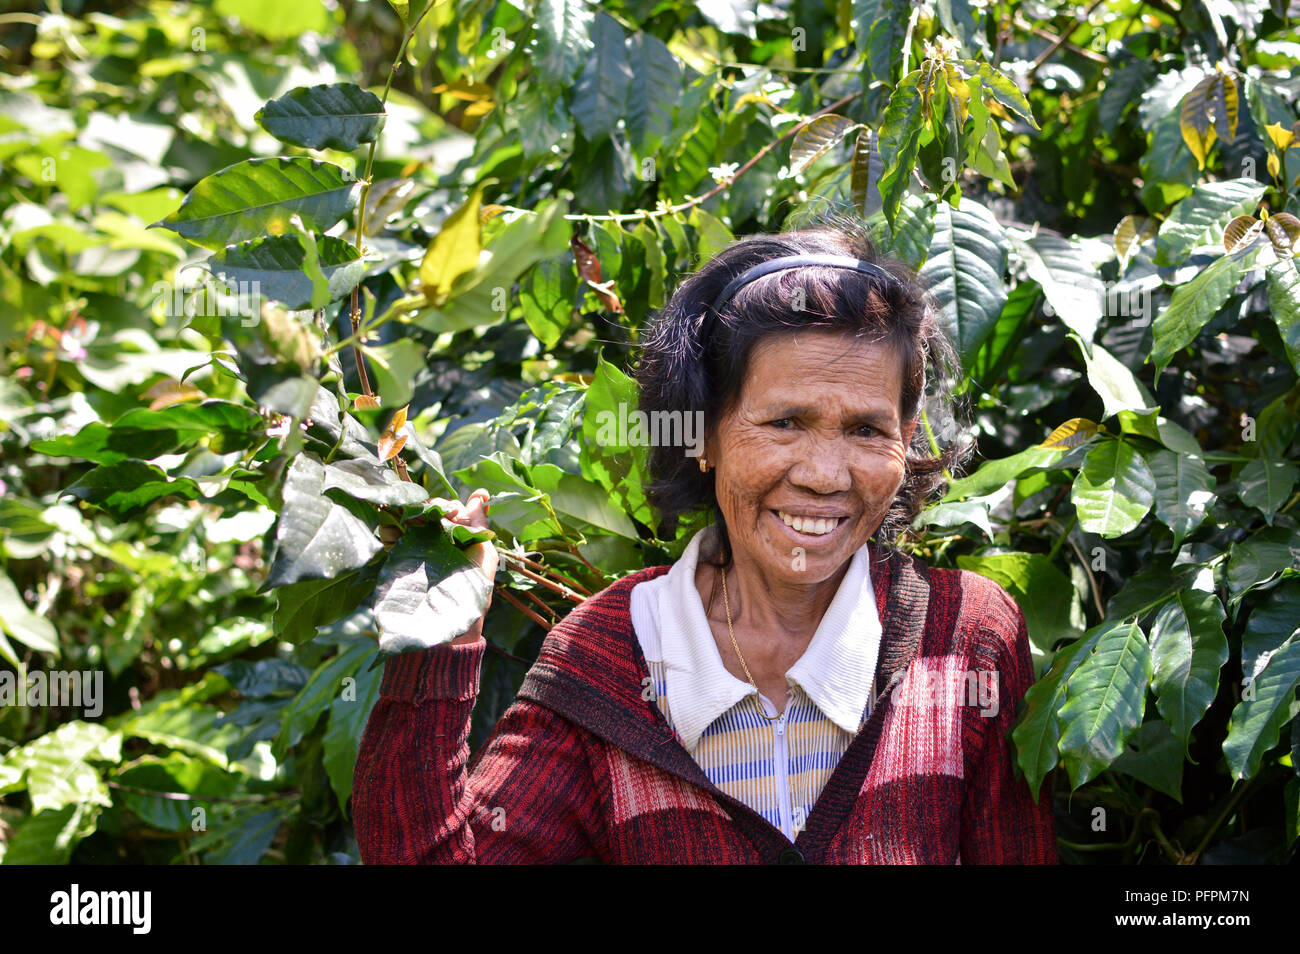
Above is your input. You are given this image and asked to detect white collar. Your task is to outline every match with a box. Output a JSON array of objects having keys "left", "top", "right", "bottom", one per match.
[{"left": 653, "top": 526, "right": 882, "bottom": 751}]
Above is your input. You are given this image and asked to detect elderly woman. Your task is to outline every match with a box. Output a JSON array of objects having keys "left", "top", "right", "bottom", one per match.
[{"left": 353, "top": 223, "right": 1059, "bottom": 864}]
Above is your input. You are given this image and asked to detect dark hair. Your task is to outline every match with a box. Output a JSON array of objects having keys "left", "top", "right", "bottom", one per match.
[{"left": 635, "top": 212, "right": 970, "bottom": 564}]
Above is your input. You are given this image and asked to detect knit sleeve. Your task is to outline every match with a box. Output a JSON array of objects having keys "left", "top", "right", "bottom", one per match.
[
  {"left": 351, "top": 636, "right": 606, "bottom": 864},
  {"left": 958, "top": 583, "right": 1059, "bottom": 864}
]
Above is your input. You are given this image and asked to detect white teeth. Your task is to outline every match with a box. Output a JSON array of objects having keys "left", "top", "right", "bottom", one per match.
[{"left": 777, "top": 511, "right": 839, "bottom": 535}]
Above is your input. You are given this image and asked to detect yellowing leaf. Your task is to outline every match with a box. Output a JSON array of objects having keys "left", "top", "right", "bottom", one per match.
[
  {"left": 1265, "top": 121, "right": 1295, "bottom": 152},
  {"left": 419, "top": 186, "right": 483, "bottom": 305},
  {"left": 378, "top": 432, "right": 407, "bottom": 463},
  {"left": 1114, "top": 215, "right": 1159, "bottom": 260},
  {"left": 143, "top": 378, "right": 204, "bottom": 410},
  {"left": 388, "top": 405, "right": 408, "bottom": 433},
  {"left": 1224, "top": 214, "right": 1264, "bottom": 253},
  {"left": 1041, "top": 418, "right": 1100, "bottom": 449},
  {"left": 353, "top": 394, "right": 381, "bottom": 410}
]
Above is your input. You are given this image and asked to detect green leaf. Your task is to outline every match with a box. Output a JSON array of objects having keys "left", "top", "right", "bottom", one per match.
[
  {"left": 1150, "top": 587, "right": 1228, "bottom": 757},
  {"left": 1264, "top": 257, "right": 1300, "bottom": 375},
  {"left": 1012, "top": 230, "right": 1104, "bottom": 343},
  {"left": 1150, "top": 249, "right": 1252, "bottom": 375},
  {"left": 1226, "top": 526, "right": 1300, "bottom": 598},
  {"left": 1154, "top": 178, "right": 1266, "bottom": 266},
  {"left": 153, "top": 158, "right": 359, "bottom": 251},
  {"left": 1012, "top": 633, "right": 1101, "bottom": 797},
  {"left": 372, "top": 525, "right": 494, "bottom": 655},
  {"left": 967, "top": 62, "right": 1039, "bottom": 129},
  {"left": 956, "top": 551, "right": 1084, "bottom": 651},
  {"left": 361, "top": 337, "right": 425, "bottom": 409},
  {"left": 214, "top": 0, "right": 330, "bottom": 39},
  {"left": 520, "top": 257, "right": 573, "bottom": 348},
  {"left": 1243, "top": 580, "right": 1300, "bottom": 679},
  {"left": 322, "top": 650, "right": 382, "bottom": 810},
  {"left": 207, "top": 234, "right": 363, "bottom": 310},
  {"left": 322, "top": 458, "right": 429, "bottom": 507},
  {"left": 913, "top": 499, "right": 995, "bottom": 541},
  {"left": 1058, "top": 619, "right": 1152, "bottom": 787},
  {"left": 1238, "top": 458, "right": 1298, "bottom": 522},
  {"left": 1111, "top": 720, "right": 1186, "bottom": 802},
  {"left": 1072, "top": 438, "right": 1156, "bottom": 537},
  {"left": 0, "top": 571, "right": 59, "bottom": 656},
  {"left": 534, "top": 0, "right": 595, "bottom": 87},
  {"left": 919, "top": 197, "right": 1007, "bottom": 364},
  {"left": 570, "top": 13, "right": 632, "bottom": 143},
  {"left": 624, "top": 33, "right": 680, "bottom": 155},
  {"left": 1144, "top": 448, "right": 1216, "bottom": 545},
  {"left": 1077, "top": 339, "right": 1158, "bottom": 421},
  {"left": 875, "top": 72, "right": 925, "bottom": 228},
  {"left": 1223, "top": 637, "right": 1300, "bottom": 781},
  {"left": 0, "top": 802, "right": 101, "bottom": 865},
  {"left": 944, "top": 444, "right": 1067, "bottom": 500},
  {"left": 1, "top": 721, "right": 120, "bottom": 813},
  {"left": 274, "top": 641, "right": 370, "bottom": 758},
  {"left": 266, "top": 454, "right": 382, "bottom": 589},
  {"left": 871, "top": 191, "right": 937, "bottom": 272},
  {"left": 62, "top": 460, "right": 202, "bottom": 516},
  {"left": 255, "top": 83, "right": 386, "bottom": 151}
]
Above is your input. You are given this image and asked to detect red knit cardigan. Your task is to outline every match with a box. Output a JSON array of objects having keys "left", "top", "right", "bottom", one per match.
[{"left": 352, "top": 545, "right": 1059, "bottom": 864}]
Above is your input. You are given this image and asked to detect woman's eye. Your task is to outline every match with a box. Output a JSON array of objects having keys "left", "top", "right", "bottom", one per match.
[
  {"left": 768, "top": 418, "right": 793, "bottom": 428},
  {"left": 856, "top": 424, "right": 876, "bottom": 437}
]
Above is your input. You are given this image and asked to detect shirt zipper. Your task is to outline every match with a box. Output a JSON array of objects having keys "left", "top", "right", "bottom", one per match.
[{"left": 763, "top": 693, "right": 795, "bottom": 841}]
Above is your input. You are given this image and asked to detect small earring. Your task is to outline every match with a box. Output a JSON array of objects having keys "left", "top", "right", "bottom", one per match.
[{"left": 698, "top": 456, "right": 709, "bottom": 473}]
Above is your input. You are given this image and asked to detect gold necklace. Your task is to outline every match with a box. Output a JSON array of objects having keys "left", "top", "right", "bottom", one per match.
[{"left": 720, "top": 566, "right": 783, "bottom": 722}]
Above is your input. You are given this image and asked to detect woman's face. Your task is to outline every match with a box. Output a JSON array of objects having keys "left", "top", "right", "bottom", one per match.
[{"left": 706, "top": 329, "right": 917, "bottom": 587}]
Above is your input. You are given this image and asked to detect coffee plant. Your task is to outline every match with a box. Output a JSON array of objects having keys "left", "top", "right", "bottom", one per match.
[{"left": 0, "top": 0, "right": 1296, "bottom": 864}]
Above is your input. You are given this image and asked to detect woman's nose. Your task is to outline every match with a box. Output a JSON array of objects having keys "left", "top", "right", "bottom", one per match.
[{"left": 787, "top": 437, "right": 853, "bottom": 494}]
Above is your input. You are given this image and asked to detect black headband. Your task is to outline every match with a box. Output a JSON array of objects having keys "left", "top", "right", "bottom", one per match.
[{"left": 708, "top": 253, "right": 895, "bottom": 315}]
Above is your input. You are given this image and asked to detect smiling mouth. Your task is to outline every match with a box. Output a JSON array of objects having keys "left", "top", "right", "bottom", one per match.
[{"left": 775, "top": 510, "right": 849, "bottom": 537}]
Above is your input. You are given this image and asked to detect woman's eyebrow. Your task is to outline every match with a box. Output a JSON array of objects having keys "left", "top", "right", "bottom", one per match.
[{"left": 760, "top": 402, "right": 897, "bottom": 428}]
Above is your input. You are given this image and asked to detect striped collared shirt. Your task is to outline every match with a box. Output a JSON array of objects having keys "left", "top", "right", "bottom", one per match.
[{"left": 629, "top": 527, "right": 882, "bottom": 840}]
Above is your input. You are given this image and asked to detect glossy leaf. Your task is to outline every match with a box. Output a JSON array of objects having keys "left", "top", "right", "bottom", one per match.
[
  {"left": 255, "top": 83, "right": 386, "bottom": 151},
  {"left": 1149, "top": 587, "right": 1227, "bottom": 756},
  {"left": 152, "top": 158, "right": 359, "bottom": 251},
  {"left": 1072, "top": 439, "right": 1156, "bottom": 537},
  {"left": 1058, "top": 619, "right": 1152, "bottom": 788},
  {"left": 207, "top": 234, "right": 363, "bottom": 310}
]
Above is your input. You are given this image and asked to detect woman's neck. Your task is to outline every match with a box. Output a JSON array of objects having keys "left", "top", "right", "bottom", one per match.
[{"left": 697, "top": 533, "right": 851, "bottom": 648}]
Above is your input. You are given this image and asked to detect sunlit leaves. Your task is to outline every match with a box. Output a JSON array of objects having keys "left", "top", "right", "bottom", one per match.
[
  {"left": 1150, "top": 248, "right": 1254, "bottom": 375},
  {"left": 265, "top": 455, "right": 381, "bottom": 588},
  {"left": 1179, "top": 71, "right": 1238, "bottom": 169},
  {"left": 207, "top": 235, "right": 363, "bottom": 310},
  {"left": 372, "top": 525, "right": 494, "bottom": 655},
  {"left": 419, "top": 185, "right": 482, "bottom": 305},
  {"left": 919, "top": 197, "right": 1007, "bottom": 364},
  {"left": 790, "top": 115, "right": 858, "bottom": 175},
  {"left": 255, "top": 83, "right": 386, "bottom": 151},
  {"left": 1058, "top": 619, "right": 1152, "bottom": 787},
  {"left": 1153, "top": 178, "right": 1264, "bottom": 266},
  {"left": 533, "top": 0, "right": 594, "bottom": 89},
  {"left": 1071, "top": 439, "right": 1156, "bottom": 537},
  {"left": 1149, "top": 588, "right": 1227, "bottom": 756},
  {"left": 1223, "top": 638, "right": 1300, "bottom": 781},
  {"left": 152, "top": 158, "right": 359, "bottom": 251},
  {"left": 1144, "top": 448, "right": 1215, "bottom": 545}
]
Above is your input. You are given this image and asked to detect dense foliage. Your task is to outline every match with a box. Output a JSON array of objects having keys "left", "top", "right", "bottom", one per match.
[{"left": 0, "top": 0, "right": 1297, "bottom": 864}]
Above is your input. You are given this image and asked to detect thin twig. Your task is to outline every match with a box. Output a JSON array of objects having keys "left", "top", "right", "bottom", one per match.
[{"left": 496, "top": 585, "right": 553, "bottom": 630}]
